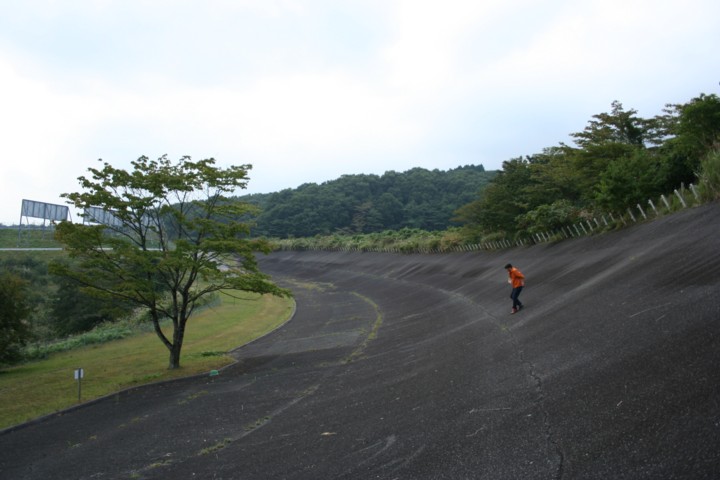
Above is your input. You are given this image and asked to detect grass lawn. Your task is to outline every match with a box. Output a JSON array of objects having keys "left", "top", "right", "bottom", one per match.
[{"left": 0, "top": 291, "right": 295, "bottom": 430}]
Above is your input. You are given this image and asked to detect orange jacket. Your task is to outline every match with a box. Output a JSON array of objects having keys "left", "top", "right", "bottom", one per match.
[{"left": 508, "top": 267, "right": 525, "bottom": 288}]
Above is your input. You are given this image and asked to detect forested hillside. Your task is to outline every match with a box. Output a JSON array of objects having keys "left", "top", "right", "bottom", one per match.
[
  {"left": 454, "top": 93, "right": 720, "bottom": 240},
  {"left": 237, "top": 165, "right": 495, "bottom": 237},
  {"left": 243, "top": 91, "right": 719, "bottom": 245}
]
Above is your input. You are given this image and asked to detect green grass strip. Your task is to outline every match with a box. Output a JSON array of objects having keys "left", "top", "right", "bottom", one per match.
[
  {"left": 0, "top": 292, "right": 295, "bottom": 430},
  {"left": 344, "top": 292, "right": 383, "bottom": 363}
]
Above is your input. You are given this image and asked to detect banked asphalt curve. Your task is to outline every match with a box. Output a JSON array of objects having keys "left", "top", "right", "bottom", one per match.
[{"left": 1, "top": 202, "right": 719, "bottom": 479}]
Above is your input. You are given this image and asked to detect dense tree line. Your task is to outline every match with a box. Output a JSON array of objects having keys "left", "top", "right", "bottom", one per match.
[
  {"left": 454, "top": 93, "right": 720, "bottom": 240},
  {"left": 237, "top": 165, "right": 495, "bottom": 237}
]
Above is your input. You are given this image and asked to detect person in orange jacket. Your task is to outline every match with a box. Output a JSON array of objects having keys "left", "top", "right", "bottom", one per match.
[{"left": 504, "top": 263, "right": 525, "bottom": 314}]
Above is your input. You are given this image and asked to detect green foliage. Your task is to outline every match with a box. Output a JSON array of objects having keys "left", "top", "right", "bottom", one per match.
[
  {"left": 697, "top": 149, "right": 720, "bottom": 201},
  {"left": 653, "top": 93, "right": 720, "bottom": 190},
  {"left": 663, "top": 94, "right": 720, "bottom": 170},
  {"left": 523, "top": 147, "right": 584, "bottom": 205},
  {"left": 52, "top": 155, "right": 290, "bottom": 369},
  {"left": 453, "top": 158, "right": 532, "bottom": 237},
  {"left": 454, "top": 93, "right": 720, "bottom": 237},
  {"left": 0, "top": 254, "right": 58, "bottom": 346},
  {"left": 516, "top": 200, "right": 581, "bottom": 234},
  {"left": 240, "top": 165, "right": 494, "bottom": 237},
  {"left": 0, "top": 272, "right": 33, "bottom": 364},
  {"left": 570, "top": 100, "right": 659, "bottom": 148},
  {"left": 263, "top": 91, "right": 717, "bottom": 248},
  {"left": 0, "top": 251, "right": 132, "bottom": 358},
  {"left": 50, "top": 266, "right": 135, "bottom": 337},
  {"left": 594, "top": 149, "right": 665, "bottom": 212},
  {"left": 561, "top": 101, "right": 662, "bottom": 205}
]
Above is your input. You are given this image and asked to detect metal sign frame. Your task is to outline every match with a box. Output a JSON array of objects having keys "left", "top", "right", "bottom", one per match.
[
  {"left": 20, "top": 199, "right": 69, "bottom": 223},
  {"left": 17, "top": 199, "right": 71, "bottom": 246},
  {"left": 82, "top": 206, "right": 124, "bottom": 227}
]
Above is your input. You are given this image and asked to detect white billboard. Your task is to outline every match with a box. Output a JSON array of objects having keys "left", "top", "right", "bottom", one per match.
[
  {"left": 83, "top": 206, "right": 124, "bottom": 227},
  {"left": 21, "top": 199, "right": 69, "bottom": 222}
]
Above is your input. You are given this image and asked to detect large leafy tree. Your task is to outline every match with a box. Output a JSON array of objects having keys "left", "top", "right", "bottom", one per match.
[
  {"left": 570, "top": 100, "right": 654, "bottom": 148},
  {"left": 659, "top": 93, "right": 720, "bottom": 187},
  {"left": 566, "top": 101, "right": 658, "bottom": 203},
  {"left": 52, "top": 156, "right": 290, "bottom": 369}
]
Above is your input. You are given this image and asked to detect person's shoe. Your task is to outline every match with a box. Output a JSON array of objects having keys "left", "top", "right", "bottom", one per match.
[
  {"left": 511, "top": 307, "right": 518, "bottom": 314},
  {"left": 518, "top": 304, "right": 524, "bottom": 311}
]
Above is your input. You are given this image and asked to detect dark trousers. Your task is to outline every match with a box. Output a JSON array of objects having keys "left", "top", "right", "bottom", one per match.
[{"left": 510, "top": 286, "right": 524, "bottom": 309}]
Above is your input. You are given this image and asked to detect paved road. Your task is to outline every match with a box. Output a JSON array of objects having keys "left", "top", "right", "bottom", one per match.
[{"left": 1, "top": 202, "right": 719, "bottom": 479}]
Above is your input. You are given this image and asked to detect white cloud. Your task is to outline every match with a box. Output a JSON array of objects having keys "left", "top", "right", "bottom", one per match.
[
  {"left": 0, "top": 0, "right": 718, "bottom": 224},
  {"left": 0, "top": 52, "right": 100, "bottom": 214}
]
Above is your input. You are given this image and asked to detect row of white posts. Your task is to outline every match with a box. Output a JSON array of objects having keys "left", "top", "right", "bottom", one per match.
[
  {"left": 523, "top": 184, "right": 700, "bottom": 249},
  {"left": 396, "top": 184, "right": 700, "bottom": 252}
]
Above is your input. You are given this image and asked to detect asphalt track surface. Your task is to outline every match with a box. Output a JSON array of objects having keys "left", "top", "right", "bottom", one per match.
[{"left": 2, "top": 203, "right": 719, "bottom": 479}]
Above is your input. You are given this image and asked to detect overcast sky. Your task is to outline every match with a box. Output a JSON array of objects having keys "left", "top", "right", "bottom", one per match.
[{"left": 1, "top": 0, "right": 718, "bottom": 225}]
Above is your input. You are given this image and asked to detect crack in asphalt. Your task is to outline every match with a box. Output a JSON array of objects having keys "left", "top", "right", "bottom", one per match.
[
  {"left": 516, "top": 346, "right": 565, "bottom": 480},
  {"left": 447, "top": 288, "right": 567, "bottom": 480},
  {"left": 444, "top": 287, "right": 566, "bottom": 479}
]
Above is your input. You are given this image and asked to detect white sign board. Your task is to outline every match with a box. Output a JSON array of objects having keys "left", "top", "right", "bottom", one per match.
[{"left": 21, "top": 199, "right": 69, "bottom": 222}]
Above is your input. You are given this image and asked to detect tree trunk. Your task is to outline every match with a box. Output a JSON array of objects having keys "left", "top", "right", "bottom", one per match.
[
  {"left": 168, "top": 316, "right": 187, "bottom": 369},
  {"left": 168, "top": 342, "right": 182, "bottom": 369}
]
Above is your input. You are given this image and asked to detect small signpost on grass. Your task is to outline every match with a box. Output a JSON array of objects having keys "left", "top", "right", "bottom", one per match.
[{"left": 74, "top": 368, "right": 84, "bottom": 402}]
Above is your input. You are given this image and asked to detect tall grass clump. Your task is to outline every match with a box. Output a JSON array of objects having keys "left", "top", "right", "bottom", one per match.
[{"left": 23, "top": 321, "right": 135, "bottom": 360}]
